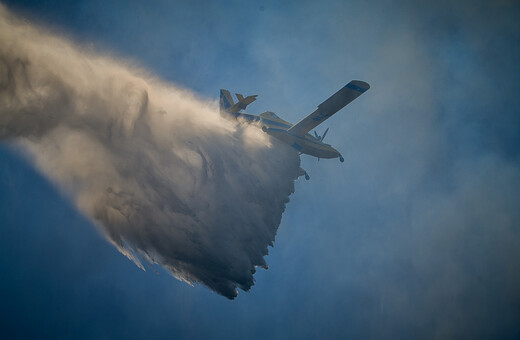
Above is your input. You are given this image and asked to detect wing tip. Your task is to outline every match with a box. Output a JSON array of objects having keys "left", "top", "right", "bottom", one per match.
[{"left": 346, "top": 80, "right": 370, "bottom": 92}]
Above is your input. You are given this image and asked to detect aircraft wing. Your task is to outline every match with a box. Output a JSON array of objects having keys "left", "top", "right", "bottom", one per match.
[{"left": 287, "top": 80, "right": 370, "bottom": 136}]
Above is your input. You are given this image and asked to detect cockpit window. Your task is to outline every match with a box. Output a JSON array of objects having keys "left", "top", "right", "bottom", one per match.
[{"left": 260, "top": 111, "right": 280, "bottom": 119}]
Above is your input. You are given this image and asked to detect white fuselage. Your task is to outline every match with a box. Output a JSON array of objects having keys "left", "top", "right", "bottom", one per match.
[{"left": 237, "top": 112, "right": 341, "bottom": 159}]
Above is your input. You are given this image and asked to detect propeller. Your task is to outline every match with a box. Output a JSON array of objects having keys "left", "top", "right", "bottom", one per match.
[
  {"left": 314, "top": 128, "right": 329, "bottom": 142},
  {"left": 321, "top": 128, "right": 329, "bottom": 141}
]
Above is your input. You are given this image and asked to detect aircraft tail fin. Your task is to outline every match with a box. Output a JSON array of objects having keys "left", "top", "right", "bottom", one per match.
[
  {"left": 220, "top": 89, "right": 235, "bottom": 112},
  {"left": 236, "top": 93, "right": 258, "bottom": 106},
  {"left": 219, "top": 89, "right": 258, "bottom": 117}
]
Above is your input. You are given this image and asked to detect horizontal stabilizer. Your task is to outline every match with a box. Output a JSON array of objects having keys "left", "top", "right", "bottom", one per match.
[
  {"left": 236, "top": 93, "right": 258, "bottom": 106},
  {"left": 220, "top": 89, "right": 258, "bottom": 115},
  {"left": 287, "top": 80, "right": 369, "bottom": 136}
]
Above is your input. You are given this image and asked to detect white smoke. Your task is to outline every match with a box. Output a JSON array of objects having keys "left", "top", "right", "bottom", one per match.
[{"left": 0, "top": 4, "right": 300, "bottom": 299}]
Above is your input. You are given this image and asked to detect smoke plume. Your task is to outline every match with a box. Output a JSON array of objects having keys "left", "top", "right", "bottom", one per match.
[{"left": 0, "top": 4, "right": 300, "bottom": 299}]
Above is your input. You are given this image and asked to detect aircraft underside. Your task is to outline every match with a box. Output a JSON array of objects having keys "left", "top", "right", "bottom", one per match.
[
  {"left": 219, "top": 80, "right": 369, "bottom": 179},
  {"left": 261, "top": 127, "right": 341, "bottom": 159}
]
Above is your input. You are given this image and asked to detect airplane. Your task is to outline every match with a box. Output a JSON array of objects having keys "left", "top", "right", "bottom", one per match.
[{"left": 219, "top": 80, "right": 370, "bottom": 180}]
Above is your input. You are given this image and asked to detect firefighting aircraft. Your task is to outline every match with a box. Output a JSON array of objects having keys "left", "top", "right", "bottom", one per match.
[{"left": 219, "top": 80, "right": 370, "bottom": 179}]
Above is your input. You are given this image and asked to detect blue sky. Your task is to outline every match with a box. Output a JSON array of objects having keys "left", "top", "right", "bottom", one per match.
[{"left": 1, "top": 0, "right": 520, "bottom": 339}]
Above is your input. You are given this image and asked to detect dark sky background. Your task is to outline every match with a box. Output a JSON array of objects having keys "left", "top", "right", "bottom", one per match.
[{"left": 1, "top": 0, "right": 520, "bottom": 339}]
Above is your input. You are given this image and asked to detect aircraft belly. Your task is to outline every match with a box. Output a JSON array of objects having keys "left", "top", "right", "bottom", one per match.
[
  {"left": 300, "top": 142, "right": 339, "bottom": 158},
  {"left": 264, "top": 128, "right": 339, "bottom": 159}
]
